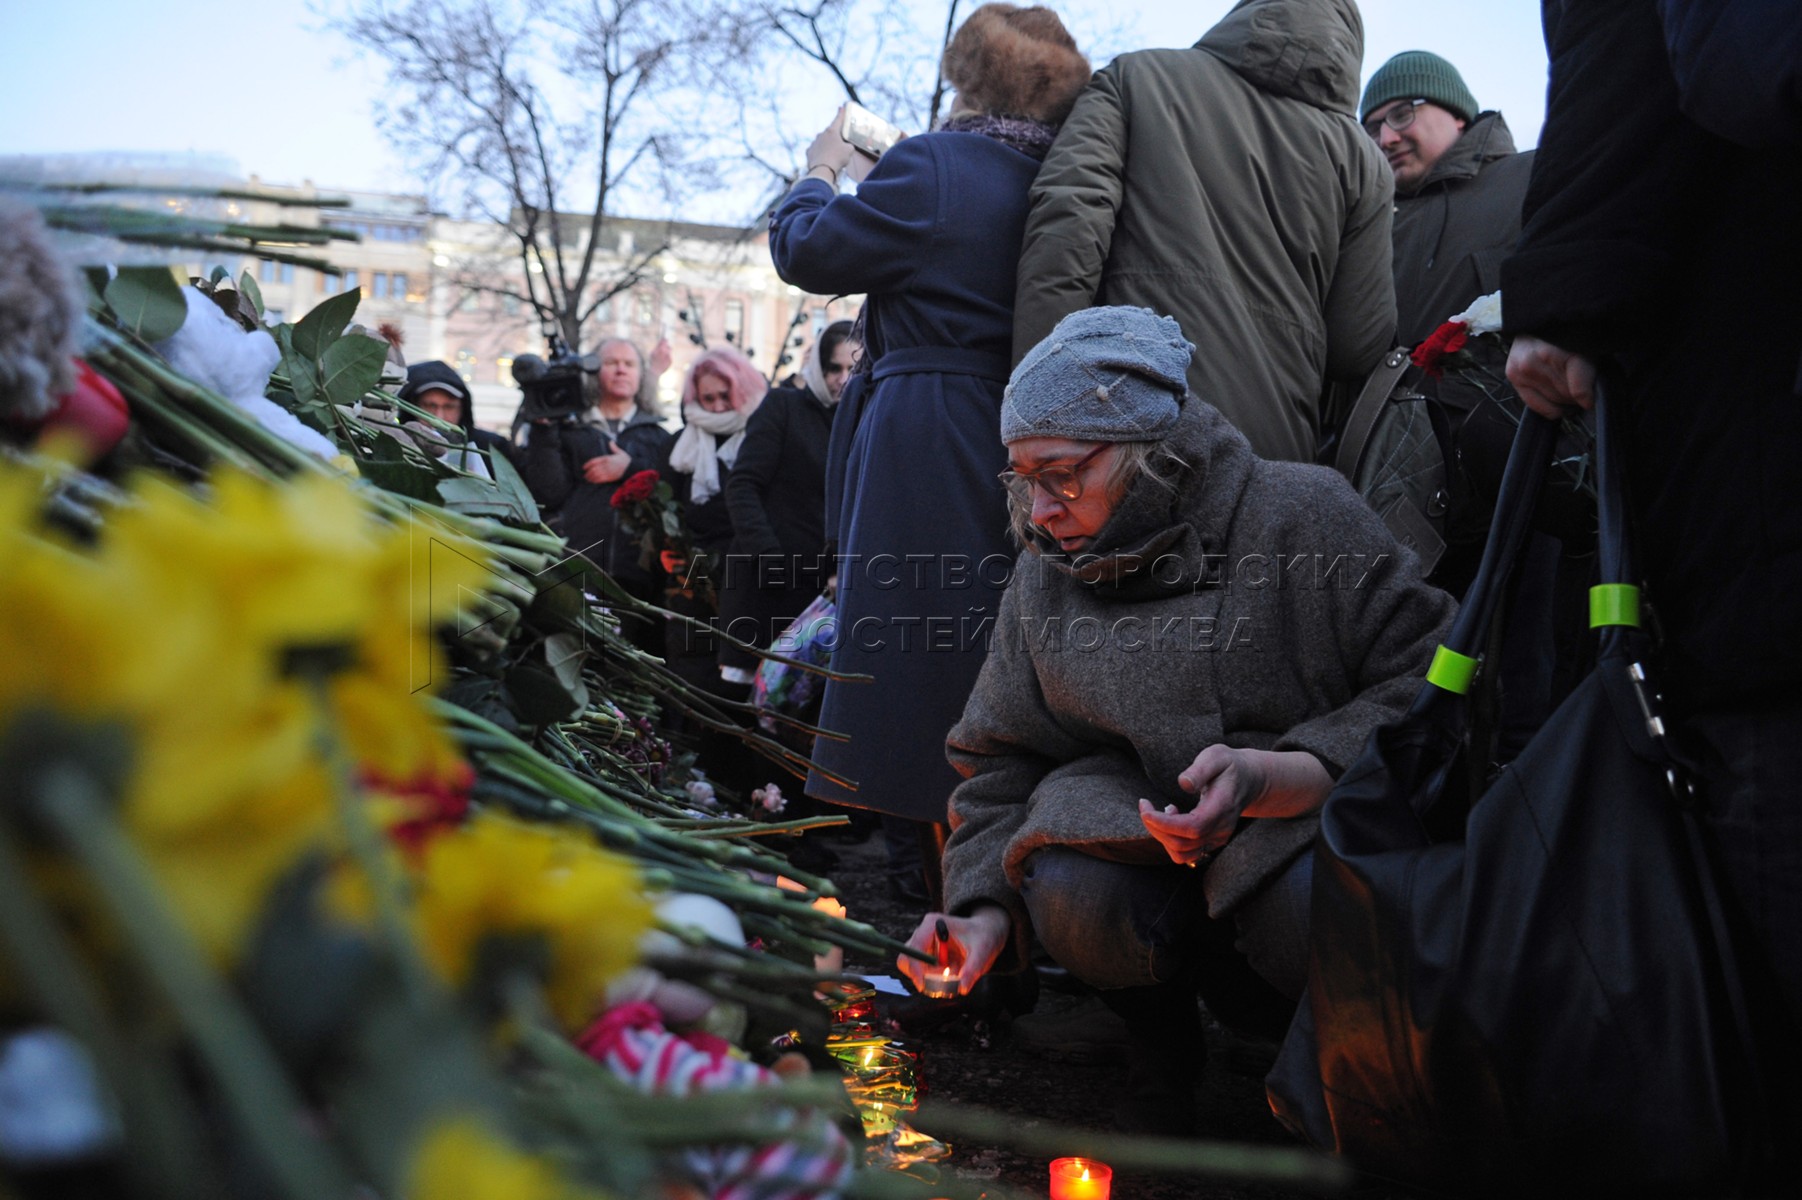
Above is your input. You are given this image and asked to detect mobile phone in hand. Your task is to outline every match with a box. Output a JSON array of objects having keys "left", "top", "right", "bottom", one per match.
[{"left": 841, "top": 101, "right": 906, "bottom": 159}]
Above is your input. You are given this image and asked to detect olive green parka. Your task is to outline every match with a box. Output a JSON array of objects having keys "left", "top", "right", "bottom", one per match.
[{"left": 1013, "top": 0, "right": 1396, "bottom": 463}]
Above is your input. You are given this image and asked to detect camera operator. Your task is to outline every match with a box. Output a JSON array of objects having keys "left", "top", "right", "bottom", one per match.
[{"left": 517, "top": 337, "right": 674, "bottom": 641}]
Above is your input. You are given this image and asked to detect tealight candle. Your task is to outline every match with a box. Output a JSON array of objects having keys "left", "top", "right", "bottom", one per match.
[
  {"left": 919, "top": 965, "right": 959, "bottom": 999},
  {"left": 1049, "top": 1157, "right": 1112, "bottom": 1200}
]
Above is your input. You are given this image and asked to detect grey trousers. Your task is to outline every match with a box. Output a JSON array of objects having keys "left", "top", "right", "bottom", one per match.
[{"left": 1018, "top": 844, "right": 1312, "bottom": 1002}]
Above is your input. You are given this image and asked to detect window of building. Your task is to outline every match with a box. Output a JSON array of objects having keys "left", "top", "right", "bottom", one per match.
[
  {"left": 342, "top": 269, "right": 359, "bottom": 295},
  {"left": 372, "top": 272, "right": 389, "bottom": 299},
  {"left": 455, "top": 350, "right": 477, "bottom": 382},
  {"left": 724, "top": 299, "right": 745, "bottom": 346},
  {"left": 259, "top": 258, "right": 277, "bottom": 282},
  {"left": 637, "top": 292, "right": 654, "bottom": 326},
  {"left": 393, "top": 272, "right": 409, "bottom": 301},
  {"left": 502, "top": 294, "right": 520, "bottom": 316}
]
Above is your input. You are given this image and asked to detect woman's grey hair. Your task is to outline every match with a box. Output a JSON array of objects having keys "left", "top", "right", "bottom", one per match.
[{"left": 1006, "top": 437, "right": 1190, "bottom": 548}]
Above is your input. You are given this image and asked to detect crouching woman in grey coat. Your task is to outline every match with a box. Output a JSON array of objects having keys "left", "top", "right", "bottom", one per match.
[{"left": 896, "top": 306, "right": 1455, "bottom": 1135}]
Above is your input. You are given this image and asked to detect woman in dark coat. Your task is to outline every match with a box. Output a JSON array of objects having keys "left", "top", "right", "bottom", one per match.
[
  {"left": 719, "top": 320, "right": 856, "bottom": 680},
  {"left": 660, "top": 347, "right": 767, "bottom": 793},
  {"left": 768, "top": 4, "right": 1091, "bottom": 874},
  {"left": 662, "top": 345, "right": 767, "bottom": 673}
]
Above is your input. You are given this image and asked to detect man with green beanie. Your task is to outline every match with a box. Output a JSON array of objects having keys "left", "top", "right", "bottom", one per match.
[
  {"left": 1359, "top": 50, "right": 1534, "bottom": 344},
  {"left": 1354, "top": 51, "right": 1579, "bottom": 770},
  {"left": 1352, "top": 49, "right": 1540, "bottom": 587}
]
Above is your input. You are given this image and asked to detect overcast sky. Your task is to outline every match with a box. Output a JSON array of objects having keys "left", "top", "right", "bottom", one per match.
[{"left": 1, "top": 1, "right": 1548, "bottom": 212}]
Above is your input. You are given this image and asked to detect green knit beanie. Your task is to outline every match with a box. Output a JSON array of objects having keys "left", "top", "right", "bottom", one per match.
[{"left": 1360, "top": 51, "right": 1478, "bottom": 124}]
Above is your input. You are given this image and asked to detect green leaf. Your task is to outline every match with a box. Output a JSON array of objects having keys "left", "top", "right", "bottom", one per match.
[
  {"left": 318, "top": 334, "right": 389, "bottom": 408},
  {"left": 104, "top": 267, "right": 188, "bottom": 342},
  {"left": 357, "top": 431, "right": 442, "bottom": 501},
  {"left": 503, "top": 660, "right": 583, "bottom": 724},
  {"left": 286, "top": 354, "right": 321, "bottom": 409},
  {"left": 544, "top": 632, "right": 590, "bottom": 712},
  {"left": 488, "top": 450, "right": 541, "bottom": 524},
  {"left": 238, "top": 271, "right": 264, "bottom": 320},
  {"left": 209, "top": 265, "right": 230, "bottom": 286},
  {"left": 435, "top": 475, "right": 515, "bottom": 519},
  {"left": 435, "top": 454, "right": 538, "bottom": 525},
  {"left": 292, "top": 290, "right": 361, "bottom": 361}
]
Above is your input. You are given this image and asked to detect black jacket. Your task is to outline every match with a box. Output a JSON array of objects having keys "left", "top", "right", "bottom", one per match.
[
  {"left": 718, "top": 386, "right": 835, "bottom": 670},
  {"left": 518, "top": 408, "right": 673, "bottom": 586},
  {"left": 1392, "top": 112, "right": 1534, "bottom": 348},
  {"left": 1503, "top": 0, "right": 1802, "bottom": 710}
]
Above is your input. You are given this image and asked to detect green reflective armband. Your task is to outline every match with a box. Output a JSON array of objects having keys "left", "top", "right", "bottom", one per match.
[
  {"left": 1427, "top": 645, "right": 1479, "bottom": 695},
  {"left": 1589, "top": 584, "right": 1642, "bottom": 629}
]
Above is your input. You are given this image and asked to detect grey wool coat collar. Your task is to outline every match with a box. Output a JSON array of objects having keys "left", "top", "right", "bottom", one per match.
[{"left": 941, "top": 399, "right": 1456, "bottom": 970}]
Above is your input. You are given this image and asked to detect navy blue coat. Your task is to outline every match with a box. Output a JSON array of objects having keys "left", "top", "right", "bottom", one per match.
[{"left": 770, "top": 132, "right": 1040, "bottom": 821}]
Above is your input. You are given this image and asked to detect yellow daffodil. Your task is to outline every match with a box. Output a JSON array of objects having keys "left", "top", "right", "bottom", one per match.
[
  {"left": 0, "top": 457, "right": 490, "bottom": 965},
  {"left": 401, "top": 813, "right": 652, "bottom": 1031},
  {"left": 407, "top": 1116, "right": 608, "bottom": 1200}
]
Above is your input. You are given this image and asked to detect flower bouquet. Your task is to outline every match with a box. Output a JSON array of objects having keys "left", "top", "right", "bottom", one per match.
[
  {"left": 610, "top": 468, "right": 717, "bottom": 608},
  {"left": 1412, "top": 291, "right": 1595, "bottom": 497}
]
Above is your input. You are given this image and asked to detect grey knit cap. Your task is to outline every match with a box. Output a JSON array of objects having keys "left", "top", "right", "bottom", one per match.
[
  {"left": 1001, "top": 306, "right": 1192, "bottom": 444},
  {"left": 1360, "top": 50, "right": 1478, "bottom": 124}
]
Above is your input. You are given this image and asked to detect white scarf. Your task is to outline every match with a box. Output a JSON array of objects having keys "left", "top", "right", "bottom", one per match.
[{"left": 668, "top": 402, "right": 753, "bottom": 504}]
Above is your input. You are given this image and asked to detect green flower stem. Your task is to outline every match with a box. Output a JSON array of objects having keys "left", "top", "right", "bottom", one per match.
[
  {"left": 678, "top": 816, "right": 854, "bottom": 839},
  {"left": 0, "top": 815, "right": 223, "bottom": 1200},
  {"left": 95, "top": 356, "right": 264, "bottom": 472},
  {"left": 33, "top": 765, "right": 356, "bottom": 1200},
  {"left": 908, "top": 1100, "right": 1354, "bottom": 1189},
  {"left": 301, "top": 676, "right": 438, "bottom": 1006}
]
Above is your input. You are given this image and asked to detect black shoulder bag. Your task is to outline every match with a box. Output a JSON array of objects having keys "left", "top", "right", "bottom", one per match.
[{"left": 1268, "top": 385, "right": 1767, "bottom": 1194}]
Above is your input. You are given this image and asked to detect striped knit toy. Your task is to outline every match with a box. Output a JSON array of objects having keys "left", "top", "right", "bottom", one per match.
[{"left": 579, "top": 1002, "right": 856, "bottom": 1200}]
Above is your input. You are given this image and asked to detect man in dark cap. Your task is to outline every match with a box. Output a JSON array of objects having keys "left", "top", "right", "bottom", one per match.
[{"left": 1360, "top": 50, "right": 1534, "bottom": 350}]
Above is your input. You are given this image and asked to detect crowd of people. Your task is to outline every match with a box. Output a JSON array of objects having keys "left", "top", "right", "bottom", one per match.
[{"left": 418, "top": 0, "right": 1798, "bottom": 1181}]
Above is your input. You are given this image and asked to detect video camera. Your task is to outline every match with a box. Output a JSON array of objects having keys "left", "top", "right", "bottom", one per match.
[{"left": 511, "top": 334, "right": 598, "bottom": 423}]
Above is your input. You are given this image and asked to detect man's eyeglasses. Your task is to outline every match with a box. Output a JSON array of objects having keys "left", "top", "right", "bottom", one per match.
[
  {"left": 999, "top": 443, "right": 1110, "bottom": 502},
  {"left": 1363, "top": 98, "right": 1426, "bottom": 139}
]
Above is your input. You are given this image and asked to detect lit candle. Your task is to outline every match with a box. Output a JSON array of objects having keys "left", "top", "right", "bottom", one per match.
[
  {"left": 919, "top": 965, "right": 958, "bottom": 999},
  {"left": 1049, "top": 1157, "right": 1112, "bottom": 1200},
  {"left": 812, "top": 895, "right": 847, "bottom": 974}
]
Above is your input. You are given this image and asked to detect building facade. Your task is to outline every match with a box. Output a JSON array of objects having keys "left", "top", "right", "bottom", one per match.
[{"left": 235, "top": 178, "right": 856, "bottom": 432}]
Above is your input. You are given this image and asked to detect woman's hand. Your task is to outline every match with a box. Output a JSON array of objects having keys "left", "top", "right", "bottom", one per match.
[
  {"left": 804, "top": 106, "right": 856, "bottom": 179},
  {"left": 1140, "top": 747, "right": 1333, "bottom": 867},
  {"left": 1139, "top": 745, "right": 1263, "bottom": 865},
  {"left": 582, "top": 445, "right": 631, "bottom": 484},
  {"left": 897, "top": 905, "right": 1010, "bottom": 996}
]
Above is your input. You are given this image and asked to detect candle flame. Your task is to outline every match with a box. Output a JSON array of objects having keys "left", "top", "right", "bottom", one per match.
[
  {"left": 862, "top": 1048, "right": 876, "bottom": 1067},
  {"left": 1080, "top": 1168, "right": 1090, "bottom": 1181}
]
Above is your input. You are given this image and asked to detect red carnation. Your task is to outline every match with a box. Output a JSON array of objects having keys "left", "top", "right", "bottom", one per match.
[
  {"left": 1411, "top": 320, "right": 1470, "bottom": 379},
  {"left": 364, "top": 762, "right": 474, "bottom": 854},
  {"left": 611, "top": 469, "right": 660, "bottom": 509}
]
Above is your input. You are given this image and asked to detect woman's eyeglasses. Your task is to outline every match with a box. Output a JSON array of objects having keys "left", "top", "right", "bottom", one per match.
[
  {"left": 999, "top": 443, "right": 1110, "bottom": 502},
  {"left": 1363, "top": 98, "right": 1426, "bottom": 139}
]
